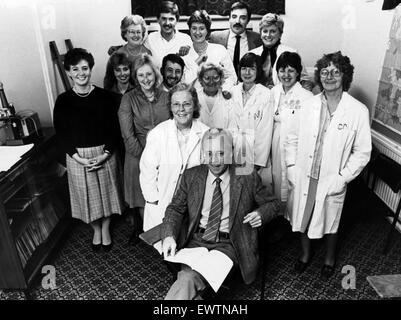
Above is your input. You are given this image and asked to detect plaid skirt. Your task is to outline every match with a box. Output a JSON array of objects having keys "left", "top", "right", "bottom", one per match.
[{"left": 66, "top": 145, "right": 124, "bottom": 223}]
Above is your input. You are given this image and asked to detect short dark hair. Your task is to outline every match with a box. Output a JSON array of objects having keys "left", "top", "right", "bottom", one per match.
[
  {"left": 187, "top": 10, "right": 212, "bottom": 39},
  {"left": 157, "top": 1, "right": 180, "bottom": 20},
  {"left": 230, "top": 1, "right": 251, "bottom": 21},
  {"left": 64, "top": 48, "right": 94, "bottom": 71},
  {"left": 168, "top": 83, "right": 200, "bottom": 119},
  {"left": 104, "top": 52, "right": 132, "bottom": 90},
  {"left": 238, "top": 52, "right": 263, "bottom": 84},
  {"left": 276, "top": 51, "right": 303, "bottom": 82},
  {"left": 314, "top": 51, "right": 354, "bottom": 92},
  {"left": 161, "top": 53, "right": 185, "bottom": 73}
]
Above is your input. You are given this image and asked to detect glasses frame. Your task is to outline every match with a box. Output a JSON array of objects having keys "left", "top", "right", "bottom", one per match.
[{"left": 320, "top": 68, "right": 342, "bottom": 78}]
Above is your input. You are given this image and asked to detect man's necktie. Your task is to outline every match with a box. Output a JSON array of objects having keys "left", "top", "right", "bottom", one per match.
[
  {"left": 233, "top": 35, "right": 241, "bottom": 77},
  {"left": 202, "top": 177, "right": 223, "bottom": 242}
]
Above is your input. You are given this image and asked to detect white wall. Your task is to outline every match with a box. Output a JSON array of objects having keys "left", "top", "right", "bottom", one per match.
[{"left": 0, "top": 0, "right": 395, "bottom": 128}]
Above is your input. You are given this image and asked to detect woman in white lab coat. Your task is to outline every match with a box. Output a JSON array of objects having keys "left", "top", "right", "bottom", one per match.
[
  {"left": 230, "top": 52, "right": 274, "bottom": 184},
  {"left": 196, "top": 62, "right": 234, "bottom": 129},
  {"left": 270, "top": 52, "right": 313, "bottom": 208},
  {"left": 139, "top": 83, "right": 209, "bottom": 232},
  {"left": 285, "top": 51, "right": 371, "bottom": 278}
]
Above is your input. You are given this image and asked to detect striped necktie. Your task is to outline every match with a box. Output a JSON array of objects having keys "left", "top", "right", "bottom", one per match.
[{"left": 202, "top": 177, "right": 223, "bottom": 242}]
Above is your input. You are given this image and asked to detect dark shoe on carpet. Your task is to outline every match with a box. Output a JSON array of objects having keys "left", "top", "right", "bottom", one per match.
[
  {"left": 102, "top": 241, "right": 113, "bottom": 252},
  {"left": 320, "top": 264, "right": 335, "bottom": 279},
  {"left": 294, "top": 259, "right": 310, "bottom": 273},
  {"left": 91, "top": 243, "right": 101, "bottom": 252},
  {"left": 128, "top": 230, "right": 140, "bottom": 246}
]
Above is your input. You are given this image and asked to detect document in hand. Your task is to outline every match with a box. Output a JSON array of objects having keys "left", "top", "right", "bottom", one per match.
[{"left": 164, "top": 247, "right": 233, "bottom": 292}]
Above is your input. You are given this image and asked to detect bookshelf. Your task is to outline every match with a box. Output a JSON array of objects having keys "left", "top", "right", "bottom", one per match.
[{"left": 0, "top": 128, "right": 71, "bottom": 290}]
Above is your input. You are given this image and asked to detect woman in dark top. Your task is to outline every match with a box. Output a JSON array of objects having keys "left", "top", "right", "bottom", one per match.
[
  {"left": 53, "top": 48, "right": 124, "bottom": 252},
  {"left": 104, "top": 52, "right": 135, "bottom": 97},
  {"left": 118, "top": 53, "right": 170, "bottom": 244}
]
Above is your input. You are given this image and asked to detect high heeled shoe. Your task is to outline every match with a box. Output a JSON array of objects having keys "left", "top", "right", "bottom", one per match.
[
  {"left": 320, "top": 264, "right": 335, "bottom": 279},
  {"left": 91, "top": 243, "right": 101, "bottom": 252},
  {"left": 102, "top": 241, "right": 113, "bottom": 252}
]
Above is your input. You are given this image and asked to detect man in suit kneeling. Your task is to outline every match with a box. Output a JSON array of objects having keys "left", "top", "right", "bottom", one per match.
[{"left": 161, "top": 128, "right": 281, "bottom": 300}]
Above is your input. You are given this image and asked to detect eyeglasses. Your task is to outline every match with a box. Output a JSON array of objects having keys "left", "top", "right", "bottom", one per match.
[
  {"left": 202, "top": 75, "right": 221, "bottom": 82},
  {"left": 171, "top": 102, "right": 193, "bottom": 109},
  {"left": 126, "top": 30, "right": 142, "bottom": 36},
  {"left": 320, "top": 68, "right": 342, "bottom": 78}
]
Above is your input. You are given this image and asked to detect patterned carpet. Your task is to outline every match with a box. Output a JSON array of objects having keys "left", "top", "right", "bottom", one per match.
[{"left": 1, "top": 180, "right": 401, "bottom": 300}]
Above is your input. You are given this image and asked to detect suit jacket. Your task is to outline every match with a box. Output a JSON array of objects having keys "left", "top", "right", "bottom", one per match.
[
  {"left": 161, "top": 164, "right": 280, "bottom": 284},
  {"left": 209, "top": 29, "right": 262, "bottom": 51}
]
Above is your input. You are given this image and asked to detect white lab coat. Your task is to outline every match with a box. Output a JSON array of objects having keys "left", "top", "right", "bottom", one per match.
[
  {"left": 249, "top": 43, "right": 309, "bottom": 86},
  {"left": 139, "top": 119, "right": 209, "bottom": 231},
  {"left": 230, "top": 83, "right": 273, "bottom": 168},
  {"left": 284, "top": 92, "right": 372, "bottom": 239},
  {"left": 197, "top": 89, "right": 234, "bottom": 129},
  {"left": 270, "top": 82, "right": 313, "bottom": 201}
]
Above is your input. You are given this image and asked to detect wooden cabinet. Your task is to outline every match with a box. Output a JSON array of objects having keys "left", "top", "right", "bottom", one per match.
[{"left": 0, "top": 129, "right": 70, "bottom": 289}]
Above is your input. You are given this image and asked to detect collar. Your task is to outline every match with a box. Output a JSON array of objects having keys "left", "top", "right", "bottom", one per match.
[
  {"left": 158, "top": 29, "right": 177, "bottom": 42},
  {"left": 207, "top": 167, "right": 230, "bottom": 186},
  {"left": 134, "top": 86, "right": 161, "bottom": 102},
  {"left": 241, "top": 83, "right": 257, "bottom": 95},
  {"left": 279, "top": 81, "right": 301, "bottom": 95},
  {"left": 229, "top": 29, "right": 246, "bottom": 40}
]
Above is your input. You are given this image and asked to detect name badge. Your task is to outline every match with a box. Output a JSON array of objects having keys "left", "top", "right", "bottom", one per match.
[{"left": 338, "top": 123, "right": 348, "bottom": 130}]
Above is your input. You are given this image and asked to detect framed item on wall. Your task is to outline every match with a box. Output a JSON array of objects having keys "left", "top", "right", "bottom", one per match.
[
  {"left": 372, "top": 5, "right": 401, "bottom": 144},
  {"left": 131, "top": 0, "right": 285, "bottom": 17}
]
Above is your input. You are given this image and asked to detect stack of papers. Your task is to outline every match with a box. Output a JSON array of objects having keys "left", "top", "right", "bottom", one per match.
[{"left": 0, "top": 143, "right": 34, "bottom": 172}]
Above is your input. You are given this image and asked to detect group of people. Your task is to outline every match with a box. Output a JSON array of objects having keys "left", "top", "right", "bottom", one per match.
[{"left": 53, "top": 0, "right": 372, "bottom": 300}]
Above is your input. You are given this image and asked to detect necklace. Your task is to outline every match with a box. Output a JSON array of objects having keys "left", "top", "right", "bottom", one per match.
[
  {"left": 73, "top": 85, "right": 93, "bottom": 97},
  {"left": 126, "top": 45, "right": 142, "bottom": 57}
]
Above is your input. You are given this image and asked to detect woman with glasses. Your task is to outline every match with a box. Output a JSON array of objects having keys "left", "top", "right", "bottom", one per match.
[
  {"left": 118, "top": 53, "right": 170, "bottom": 245},
  {"left": 230, "top": 53, "right": 273, "bottom": 186},
  {"left": 270, "top": 52, "right": 313, "bottom": 207},
  {"left": 53, "top": 48, "right": 124, "bottom": 252},
  {"left": 140, "top": 83, "right": 209, "bottom": 235},
  {"left": 105, "top": 15, "right": 151, "bottom": 73},
  {"left": 249, "top": 13, "right": 311, "bottom": 89},
  {"left": 285, "top": 51, "right": 371, "bottom": 278},
  {"left": 196, "top": 62, "right": 234, "bottom": 128},
  {"left": 186, "top": 10, "right": 237, "bottom": 97}
]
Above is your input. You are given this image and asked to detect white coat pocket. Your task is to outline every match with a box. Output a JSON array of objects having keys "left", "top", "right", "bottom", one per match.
[{"left": 327, "top": 174, "right": 347, "bottom": 197}]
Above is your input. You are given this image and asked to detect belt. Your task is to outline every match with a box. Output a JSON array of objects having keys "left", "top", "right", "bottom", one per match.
[{"left": 198, "top": 227, "right": 230, "bottom": 240}]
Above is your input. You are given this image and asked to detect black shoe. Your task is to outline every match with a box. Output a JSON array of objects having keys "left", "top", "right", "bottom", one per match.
[
  {"left": 320, "top": 264, "right": 335, "bottom": 279},
  {"left": 294, "top": 259, "right": 309, "bottom": 273},
  {"left": 91, "top": 243, "right": 101, "bottom": 252},
  {"left": 128, "top": 230, "right": 140, "bottom": 246},
  {"left": 102, "top": 241, "right": 113, "bottom": 252}
]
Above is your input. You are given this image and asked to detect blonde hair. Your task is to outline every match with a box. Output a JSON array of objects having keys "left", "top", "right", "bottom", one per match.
[{"left": 120, "top": 15, "right": 148, "bottom": 43}]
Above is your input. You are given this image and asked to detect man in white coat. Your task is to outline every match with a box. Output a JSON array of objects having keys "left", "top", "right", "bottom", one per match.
[{"left": 285, "top": 51, "right": 371, "bottom": 279}]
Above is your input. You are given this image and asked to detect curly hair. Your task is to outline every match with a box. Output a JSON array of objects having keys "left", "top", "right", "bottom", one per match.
[
  {"left": 64, "top": 48, "right": 94, "bottom": 71},
  {"left": 168, "top": 83, "right": 200, "bottom": 119},
  {"left": 314, "top": 51, "right": 354, "bottom": 92},
  {"left": 276, "top": 51, "right": 303, "bottom": 82},
  {"left": 103, "top": 52, "right": 133, "bottom": 91},
  {"left": 120, "top": 15, "right": 147, "bottom": 42},
  {"left": 238, "top": 52, "right": 263, "bottom": 84},
  {"left": 259, "top": 13, "right": 284, "bottom": 34},
  {"left": 187, "top": 10, "right": 212, "bottom": 39}
]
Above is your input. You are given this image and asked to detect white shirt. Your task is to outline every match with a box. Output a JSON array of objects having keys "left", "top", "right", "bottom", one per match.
[
  {"left": 227, "top": 30, "right": 249, "bottom": 62},
  {"left": 145, "top": 30, "right": 193, "bottom": 70},
  {"left": 199, "top": 169, "right": 230, "bottom": 233}
]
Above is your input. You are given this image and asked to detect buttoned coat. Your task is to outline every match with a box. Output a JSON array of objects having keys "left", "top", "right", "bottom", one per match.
[
  {"left": 284, "top": 92, "right": 372, "bottom": 239},
  {"left": 161, "top": 165, "right": 280, "bottom": 284}
]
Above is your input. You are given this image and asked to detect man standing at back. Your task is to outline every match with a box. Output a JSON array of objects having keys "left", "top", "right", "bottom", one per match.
[
  {"left": 209, "top": 1, "right": 262, "bottom": 76},
  {"left": 145, "top": 1, "right": 193, "bottom": 70}
]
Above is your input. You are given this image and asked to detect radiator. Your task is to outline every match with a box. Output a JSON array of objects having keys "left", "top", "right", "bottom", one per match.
[{"left": 371, "top": 130, "right": 401, "bottom": 231}]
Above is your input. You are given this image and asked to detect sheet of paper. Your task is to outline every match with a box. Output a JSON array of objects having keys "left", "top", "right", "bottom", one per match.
[
  {"left": 165, "top": 247, "right": 233, "bottom": 292},
  {"left": 0, "top": 143, "right": 34, "bottom": 172}
]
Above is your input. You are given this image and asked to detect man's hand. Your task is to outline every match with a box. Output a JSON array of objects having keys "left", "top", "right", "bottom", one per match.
[
  {"left": 162, "top": 236, "right": 177, "bottom": 258},
  {"left": 108, "top": 45, "right": 122, "bottom": 56},
  {"left": 222, "top": 90, "right": 231, "bottom": 100},
  {"left": 243, "top": 211, "right": 262, "bottom": 228},
  {"left": 178, "top": 45, "right": 190, "bottom": 56}
]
